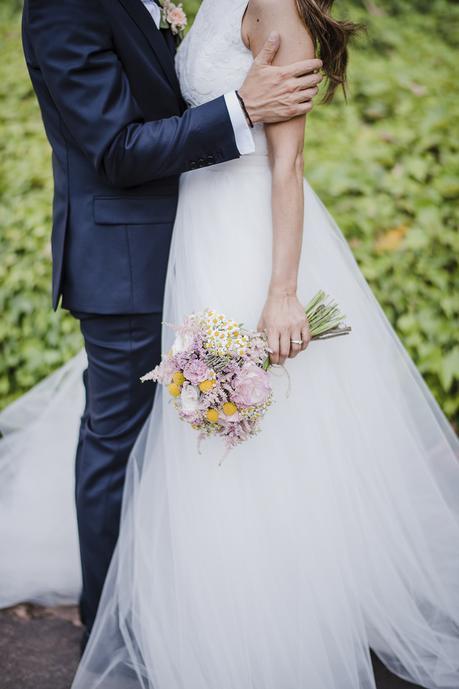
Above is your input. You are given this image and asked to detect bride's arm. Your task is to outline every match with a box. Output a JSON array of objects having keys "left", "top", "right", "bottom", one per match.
[{"left": 244, "top": 0, "right": 317, "bottom": 365}]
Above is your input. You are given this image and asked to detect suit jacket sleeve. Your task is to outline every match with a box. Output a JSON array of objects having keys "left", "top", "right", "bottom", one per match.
[{"left": 25, "top": 0, "right": 240, "bottom": 188}]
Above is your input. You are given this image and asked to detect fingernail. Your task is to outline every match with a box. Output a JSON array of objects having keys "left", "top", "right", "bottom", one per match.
[{"left": 268, "top": 30, "right": 279, "bottom": 42}]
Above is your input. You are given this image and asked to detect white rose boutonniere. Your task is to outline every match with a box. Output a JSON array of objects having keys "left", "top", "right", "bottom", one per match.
[{"left": 160, "top": 0, "right": 187, "bottom": 41}]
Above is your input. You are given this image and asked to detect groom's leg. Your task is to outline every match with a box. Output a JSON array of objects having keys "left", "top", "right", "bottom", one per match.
[
  {"left": 73, "top": 311, "right": 162, "bottom": 640},
  {"left": 75, "top": 367, "right": 89, "bottom": 503}
]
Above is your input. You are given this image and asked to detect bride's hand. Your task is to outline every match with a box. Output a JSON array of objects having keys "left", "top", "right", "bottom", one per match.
[{"left": 258, "top": 292, "right": 311, "bottom": 365}]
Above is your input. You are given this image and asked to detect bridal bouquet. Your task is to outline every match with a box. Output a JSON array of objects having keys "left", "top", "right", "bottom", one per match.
[{"left": 141, "top": 291, "right": 351, "bottom": 451}]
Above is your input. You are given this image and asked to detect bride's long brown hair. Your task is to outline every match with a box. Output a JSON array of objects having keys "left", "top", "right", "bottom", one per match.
[{"left": 295, "top": 0, "right": 361, "bottom": 103}]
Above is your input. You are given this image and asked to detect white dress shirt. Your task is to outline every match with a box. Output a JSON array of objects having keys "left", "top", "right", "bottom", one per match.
[
  {"left": 142, "top": 0, "right": 162, "bottom": 28},
  {"left": 141, "top": 0, "right": 255, "bottom": 155}
]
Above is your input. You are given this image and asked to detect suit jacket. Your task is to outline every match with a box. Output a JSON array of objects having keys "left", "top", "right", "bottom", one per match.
[{"left": 22, "top": 0, "right": 240, "bottom": 313}]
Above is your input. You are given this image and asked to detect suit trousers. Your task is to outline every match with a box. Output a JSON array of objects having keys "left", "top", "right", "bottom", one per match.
[{"left": 72, "top": 311, "right": 162, "bottom": 641}]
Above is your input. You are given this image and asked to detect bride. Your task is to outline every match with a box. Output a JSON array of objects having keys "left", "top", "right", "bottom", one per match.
[{"left": 2, "top": 0, "right": 459, "bottom": 687}]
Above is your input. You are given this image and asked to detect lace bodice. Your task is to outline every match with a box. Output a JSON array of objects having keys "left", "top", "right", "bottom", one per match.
[
  {"left": 177, "top": 0, "right": 252, "bottom": 107},
  {"left": 176, "top": 0, "right": 268, "bottom": 155}
]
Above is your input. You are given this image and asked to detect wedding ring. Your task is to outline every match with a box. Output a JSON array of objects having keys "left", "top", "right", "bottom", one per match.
[{"left": 291, "top": 339, "right": 303, "bottom": 345}]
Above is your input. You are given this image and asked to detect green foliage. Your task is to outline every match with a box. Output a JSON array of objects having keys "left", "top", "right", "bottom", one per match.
[
  {"left": 0, "top": 1, "right": 458, "bottom": 424},
  {"left": 305, "top": 1, "right": 459, "bottom": 422},
  {"left": 0, "top": 11, "right": 82, "bottom": 406}
]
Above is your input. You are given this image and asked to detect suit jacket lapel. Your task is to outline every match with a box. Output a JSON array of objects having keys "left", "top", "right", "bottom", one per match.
[{"left": 117, "top": 0, "right": 181, "bottom": 96}]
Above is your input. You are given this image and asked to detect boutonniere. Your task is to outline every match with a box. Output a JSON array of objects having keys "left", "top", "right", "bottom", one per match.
[{"left": 159, "top": 0, "right": 188, "bottom": 41}]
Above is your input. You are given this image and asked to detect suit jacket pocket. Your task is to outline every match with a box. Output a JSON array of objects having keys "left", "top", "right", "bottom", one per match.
[{"left": 93, "top": 195, "right": 177, "bottom": 225}]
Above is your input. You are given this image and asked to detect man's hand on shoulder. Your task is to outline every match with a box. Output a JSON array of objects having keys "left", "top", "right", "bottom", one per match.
[{"left": 238, "top": 21, "right": 322, "bottom": 125}]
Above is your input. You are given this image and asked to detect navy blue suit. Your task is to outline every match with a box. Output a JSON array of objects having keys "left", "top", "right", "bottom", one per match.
[{"left": 22, "top": 0, "right": 240, "bottom": 640}]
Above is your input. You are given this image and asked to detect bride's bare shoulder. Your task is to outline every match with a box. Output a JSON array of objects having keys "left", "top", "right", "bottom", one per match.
[
  {"left": 245, "top": 0, "right": 302, "bottom": 24},
  {"left": 243, "top": 0, "right": 314, "bottom": 61}
]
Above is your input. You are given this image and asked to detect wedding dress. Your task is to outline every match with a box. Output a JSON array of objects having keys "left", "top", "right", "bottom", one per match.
[{"left": 2, "top": 0, "right": 459, "bottom": 686}]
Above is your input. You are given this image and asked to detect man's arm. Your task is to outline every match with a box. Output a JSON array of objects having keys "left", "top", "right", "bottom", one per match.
[
  {"left": 25, "top": 0, "right": 241, "bottom": 188},
  {"left": 25, "top": 0, "right": 322, "bottom": 188}
]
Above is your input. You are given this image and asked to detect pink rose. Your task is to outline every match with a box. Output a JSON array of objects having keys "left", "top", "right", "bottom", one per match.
[
  {"left": 167, "top": 6, "right": 187, "bottom": 29},
  {"left": 232, "top": 363, "right": 271, "bottom": 408},
  {"left": 183, "top": 359, "right": 211, "bottom": 385}
]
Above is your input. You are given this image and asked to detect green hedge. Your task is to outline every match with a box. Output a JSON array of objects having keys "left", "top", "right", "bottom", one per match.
[{"left": 1, "top": 1, "right": 458, "bottom": 424}]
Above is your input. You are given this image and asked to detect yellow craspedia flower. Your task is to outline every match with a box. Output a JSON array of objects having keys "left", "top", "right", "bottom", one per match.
[
  {"left": 172, "top": 371, "right": 185, "bottom": 386},
  {"left": 168, "top": 383, "right": 181, "bottom": 398},
  {"left": 223, "top": 402, "right": 238, "bottom": 416},
  {"left": 206, "top": 408, "right": 219, "bottom": 423},
  {"left": 199, "top": 379, "right": 216, "bottom": 393}
]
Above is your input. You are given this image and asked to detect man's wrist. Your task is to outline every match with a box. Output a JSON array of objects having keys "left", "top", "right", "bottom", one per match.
[
  {"left": 223, "top": 92, "right": 255, "bottom": 155},
  {"left": 237, "top": 85, "right": 260, "bottom": 125},
  {"left": 235, "top": 91, "right": 254, "bottom": 129}
]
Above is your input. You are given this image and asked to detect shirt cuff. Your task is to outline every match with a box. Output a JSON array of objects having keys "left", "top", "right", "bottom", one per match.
[{"left": 224, "top": 91, "right": 255, "bottom": 156}]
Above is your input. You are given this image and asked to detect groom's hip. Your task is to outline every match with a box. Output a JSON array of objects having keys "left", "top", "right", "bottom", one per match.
[
  {"left": 59, "top": 213, "right": 175, "bottom": 314},
  {"left": 53, "top": 178, "right": 179, "bottom": 313}
]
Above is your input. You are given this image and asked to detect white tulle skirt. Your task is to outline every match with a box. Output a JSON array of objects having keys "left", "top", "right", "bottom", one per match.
[
  {"left": 0, "top": 351, "right": 84, "bottom": 607},
  {"left": 2, "top": 149, "right": 459, "bottom": 688}
]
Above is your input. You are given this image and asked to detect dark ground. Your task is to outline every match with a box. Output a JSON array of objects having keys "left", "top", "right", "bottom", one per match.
[{"left": 0, "top": 605, "right": 423, "bottom": 689}]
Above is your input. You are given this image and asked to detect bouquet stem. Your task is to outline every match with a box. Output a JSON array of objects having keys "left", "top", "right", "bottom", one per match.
[{"left": 306, "top": 290, "right": 352, "bottom": 340}]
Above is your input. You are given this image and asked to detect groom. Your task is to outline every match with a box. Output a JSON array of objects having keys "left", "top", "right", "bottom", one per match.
[{"left": 22, "top": 0, "right": 322, "bottom": 647}]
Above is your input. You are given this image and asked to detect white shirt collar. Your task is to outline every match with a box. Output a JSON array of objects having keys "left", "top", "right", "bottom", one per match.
[{"left": 141, "top": 0, "right": 161, "bottom": 29}]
